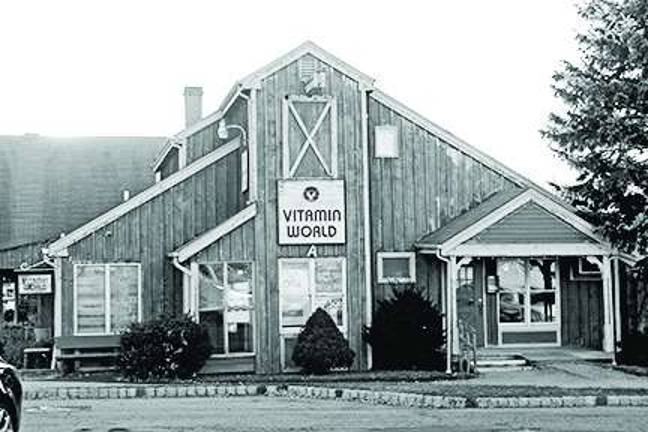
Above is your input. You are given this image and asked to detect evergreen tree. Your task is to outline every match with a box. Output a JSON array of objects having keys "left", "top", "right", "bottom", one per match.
[{"left": 543, "top": 0, "right": 648, "bottom": 256}]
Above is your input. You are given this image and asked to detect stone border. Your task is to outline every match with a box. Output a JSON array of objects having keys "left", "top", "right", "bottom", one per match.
[{"left": 24, "top": 384, "right": 648, "bottom": 409}]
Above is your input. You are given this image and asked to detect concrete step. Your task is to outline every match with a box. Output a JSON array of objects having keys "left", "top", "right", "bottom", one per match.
[{"left": 476, "top": 355, "right": 528, "bottom": 368}]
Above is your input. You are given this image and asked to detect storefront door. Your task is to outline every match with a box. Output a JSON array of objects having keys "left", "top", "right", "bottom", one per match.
[{"left": 278, "top": 257, "right": 347, "bottom": 370}]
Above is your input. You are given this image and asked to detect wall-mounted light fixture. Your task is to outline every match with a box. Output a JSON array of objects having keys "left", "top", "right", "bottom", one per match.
[
  {"left": 217, "top": 119, "right": 247, "bottom": 145},
  {"left": 218, "top": 119, "right": 249, "bottom": 193}
]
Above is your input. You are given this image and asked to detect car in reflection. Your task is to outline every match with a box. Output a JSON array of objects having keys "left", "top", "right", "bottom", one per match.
[{"left": 0, "top": 356, "right": 22, "bottom": 431}]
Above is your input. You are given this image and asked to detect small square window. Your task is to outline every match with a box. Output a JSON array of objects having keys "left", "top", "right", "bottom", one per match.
[
  {"left": 374, "top": 125, "right": 399, "bottom": 158},
  {"left": 570, "top": 257, "right": 602, "bottom": 281},
  {"left": 377, "top": 252, "right": 416, "bottom": 284}
]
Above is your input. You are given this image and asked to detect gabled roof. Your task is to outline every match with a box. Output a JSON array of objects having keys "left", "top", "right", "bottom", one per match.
[
  {"left": 0, "top": 135, "right": 165, "bottom": 250},
  {"left": 416, "top": 188, "right": 612, "bottom": 256},
  {"left": 416, "top": 188, "right": 526, "bottom": 247},
  {"left": 47, "top": 137, "right": 241, "bottom": 256},
  {"left": 239, "top": 41, "right": 375, "bottom": 89}
]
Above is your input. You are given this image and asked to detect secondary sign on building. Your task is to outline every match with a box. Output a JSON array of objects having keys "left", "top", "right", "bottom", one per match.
[
  {"left": 278, "top": 180, "right": 346, "bottom": 245},
  {"left": 17, "top": 273, "right": 52, "bottom": 295}
]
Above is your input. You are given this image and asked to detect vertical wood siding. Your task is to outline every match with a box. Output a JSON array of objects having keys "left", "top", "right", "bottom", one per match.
[
  {"left": 193, "top": 219, "right": 256, "bottom": 263},
  {"left": 0, "top": 241, "right": 46, "bottom": 268},
  {"left": 560, "top": 258, "right": 603, "bottom": 349},
  {"left": 186, "top": 98, "right": 248, "bottom": 165},
  {"left": 367, "top": 97, "right": 517, "bottom": 304},
  {"left": 254, "top": 55, "right": 367, "bottom": 373},
  {"left": 61, "top": 150, "right": 246, "bottom": 337}
]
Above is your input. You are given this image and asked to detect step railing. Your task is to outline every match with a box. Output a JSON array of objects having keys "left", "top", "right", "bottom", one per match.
[{"left": 457, "top": 320, "right": 477, "bottom": 373}]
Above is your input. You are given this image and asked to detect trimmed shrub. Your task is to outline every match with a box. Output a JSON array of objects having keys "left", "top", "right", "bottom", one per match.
[
  {"left": 618, "top": 332, "right": 648, "bottom": 366},
  {"left": 364, "top": 286, "right": 445, "bottom": 370},
  {"left": 117, "top": 314, "right": 212, "bottom": 381},
  {"left": 292, "top": 308, "right": 355, "bottom": 374},
  {"left": 0, "top": 324, "right": 35, "bottom": 368}
]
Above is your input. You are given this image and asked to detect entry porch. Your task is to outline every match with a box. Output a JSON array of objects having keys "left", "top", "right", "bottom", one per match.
[{"left": 415, "top": 188, "right": 637, "bottom": 373}]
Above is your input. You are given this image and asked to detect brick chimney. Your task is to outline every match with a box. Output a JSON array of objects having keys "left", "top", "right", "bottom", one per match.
[{"left": 183, "top": 86, "right": 203, "bottom": 127}]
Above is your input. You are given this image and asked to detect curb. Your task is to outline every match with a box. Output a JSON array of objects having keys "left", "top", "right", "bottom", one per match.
[{"left": 23, "top": 384, "right": 648, "bottom": 409}]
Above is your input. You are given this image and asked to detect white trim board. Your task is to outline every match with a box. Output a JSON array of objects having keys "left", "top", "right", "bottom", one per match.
[
  {"left": 451, "top": 243, "right": 608, "bottom": 257},
  {"left": 171, "top": 204, "right": 257, "bottom": 263},
  {"left": 47, "top": 137, "right": 241, "bottom": 255}
]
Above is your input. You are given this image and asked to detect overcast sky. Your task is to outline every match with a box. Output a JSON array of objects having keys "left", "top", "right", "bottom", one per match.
[{"left": 0, "top": 1, "right": 582, "bottom": 189}]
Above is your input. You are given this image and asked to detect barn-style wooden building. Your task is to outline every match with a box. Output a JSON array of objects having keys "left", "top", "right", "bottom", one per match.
[{"left": 2, "top": 42, "right": 640, "bottom": 373}]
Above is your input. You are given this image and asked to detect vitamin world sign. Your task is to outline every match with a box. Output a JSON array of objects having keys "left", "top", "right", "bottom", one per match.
[{"left": 278, "top": 180, "right": 346, "bottom": 245}]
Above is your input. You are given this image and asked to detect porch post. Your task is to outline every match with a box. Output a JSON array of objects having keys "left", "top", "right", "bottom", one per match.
[
  {"left": 602, "top": 256, "right": 614, "bottom": 353},
  {"left": 444, "top": 256, "right": 455, "bottom": 374},
  {"left": 448, "top": 256, "right": 459, "bottom": 356},
  {"left": 613, "top": 258, "right": 622, "bottom": 360}
]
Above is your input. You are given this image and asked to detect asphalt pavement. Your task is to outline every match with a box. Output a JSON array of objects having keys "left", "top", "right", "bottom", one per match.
[{"left": 23, "top": 396, "right": 648, "bottom": 432}]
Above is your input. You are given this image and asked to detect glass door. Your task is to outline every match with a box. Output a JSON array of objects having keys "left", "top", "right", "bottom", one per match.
[
  {"left": 278, "top": 257, "right": 347, "bottom": 370},
  {"left": 496, "top": 258, "right": 560, "bottom": 346}
]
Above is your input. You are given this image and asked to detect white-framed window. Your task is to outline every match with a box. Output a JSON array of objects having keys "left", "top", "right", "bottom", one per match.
[
  {"left": 377, "top": 252, "right": 416, "bottom": 284},
  {"left": 195, "top": 262, "right": 254, "bottom": 356},
  {"left": 374, "top": 124, "right": 399, "bottom": 158},
  {"left": 278, "top": 257, "right": 347, "bottom": 370},
  {"left": 241, "top": 149, "right": 249, "bottom": 193},
  {"left": 73, "top": 263, "right": 142, "bottom": 335},
  {"left": 570, "top": 257, "right": 602, "bottom": 281}
]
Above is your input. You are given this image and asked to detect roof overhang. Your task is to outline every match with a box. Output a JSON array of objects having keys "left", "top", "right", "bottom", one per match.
[
  {"left": 239, "top": 41, "right": 375, "bottom": 90},
  {"left": 169, "top": 203, "right": 256, "bottom": 263},
  {"left": 416, "top": 189, "right": 615, "bottom": 257}
]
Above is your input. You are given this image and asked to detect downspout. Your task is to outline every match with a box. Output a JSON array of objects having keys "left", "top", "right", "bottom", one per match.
[
  {"left": 436, "top": 249, "right": 453, "bottom": 375},
  {"left": 171, "top": 255, "right": 193, "bottom": 315},
  {"left": 613, "top": 257, "right": 622, "bottom": 365},
  {"left": 360, "top": 86, "right": 373, "bottom": 370}
]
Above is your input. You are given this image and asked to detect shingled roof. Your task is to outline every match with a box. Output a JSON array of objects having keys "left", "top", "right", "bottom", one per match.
[{"left": 0, "top": 134, "right": 166, "bottom": 250}]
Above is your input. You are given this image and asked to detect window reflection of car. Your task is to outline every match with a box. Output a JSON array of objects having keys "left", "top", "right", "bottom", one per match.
[
  {"left": 500, "top": 293, "right": 546, "bottom": 323},
  {"left": 0, "top": 356, "right": 22, "bottom": 431},
  {"left": 499, "top": 293, "right": 524, "bottom": 322}
]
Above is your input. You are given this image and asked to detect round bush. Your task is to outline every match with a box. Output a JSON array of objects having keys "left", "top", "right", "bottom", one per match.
[
  {"left": 292, "top": 308, "right": 355, "bottom": 374},
  {"left": 364, "top": 286, "right": 445, "bottom": 370},
  {"left": 117, "top": 314, "right": 212, "bottom": 381}
]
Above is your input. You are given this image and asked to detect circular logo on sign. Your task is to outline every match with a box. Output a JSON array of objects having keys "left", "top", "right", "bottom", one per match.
[{"left": 303, "top": 186, "right": 319, "bottom": 202}]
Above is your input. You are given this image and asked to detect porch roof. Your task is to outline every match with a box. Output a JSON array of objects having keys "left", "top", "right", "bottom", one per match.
[
  {"left": 415, "top": 187, "right": 614, "bottom": 257},
  {"left": 416, "top": 188, "right": 525, "bottom": 248}
]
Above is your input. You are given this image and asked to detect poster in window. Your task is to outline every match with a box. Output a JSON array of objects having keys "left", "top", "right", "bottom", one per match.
[
  {"left": 315, "top": 259, "right": 343, "bottom": 293},
  {"left": 76, "top": 265, "right": 106, "bottom": 334},
  {"left": 109, "top": 265, "right": 139, "bottom": 333},
  {"left": 18, "top": 273, "right": 52, "bottom": 295},
  {"left": 279, "top": 261, "right": 310, "bottom": 327},
  {"left": 2, "top": 283, "right": 15, "bottom": 300},
  {"left": 226, "top": 263, "right": 252, "bottom": 324}
]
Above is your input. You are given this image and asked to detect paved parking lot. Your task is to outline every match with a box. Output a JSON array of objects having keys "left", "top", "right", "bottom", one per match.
[{"left": 23, "top": 396, "right": 648, "bottom": 431}]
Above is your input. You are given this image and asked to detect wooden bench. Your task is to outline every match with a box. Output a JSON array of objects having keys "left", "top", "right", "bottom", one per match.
[
  {"left": 55, "top": 335, "right": 121, "bottom": 373},
  {"left": 23, "top": 347, "right": 52, "bottom": 369}
]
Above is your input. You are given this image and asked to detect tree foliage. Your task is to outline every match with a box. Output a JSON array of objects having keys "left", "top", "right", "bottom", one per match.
[{"left": 542, "top": 0, "right": 648, "bottom": 255}]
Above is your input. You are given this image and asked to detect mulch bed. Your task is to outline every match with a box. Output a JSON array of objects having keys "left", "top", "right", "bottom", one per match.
[{"left": 312, "top": 381, "right": 648, "bottom": 398}]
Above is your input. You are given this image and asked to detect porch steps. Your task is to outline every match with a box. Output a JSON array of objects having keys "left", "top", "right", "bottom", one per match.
[{"left": 476, "top": 354, "right": 530, "bottom": 372}]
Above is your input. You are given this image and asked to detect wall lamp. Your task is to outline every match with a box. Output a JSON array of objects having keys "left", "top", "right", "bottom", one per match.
[{"left": 217, "top": 119, "right": 247, "bottom": 146}]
